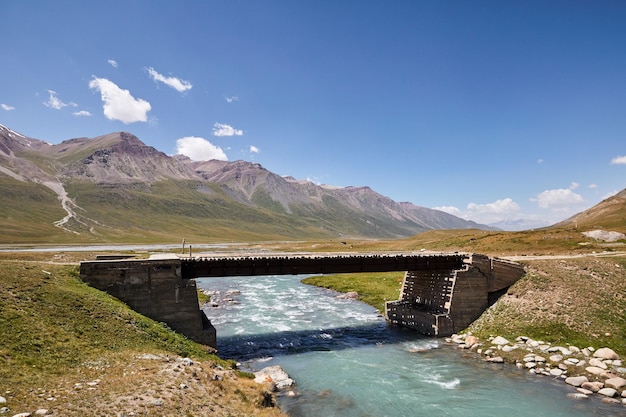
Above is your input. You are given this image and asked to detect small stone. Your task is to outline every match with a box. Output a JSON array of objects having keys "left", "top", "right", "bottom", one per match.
[
  {"left": 180, "top": 358, "right": 194, "bottom": 366},
  {"left": 567, "top": 393, "right": 588, "bottom": 400},
  {"left": 35, "top": 410, "right": 49, "bottom": 416},
  {"left": 585, "top": 366, "right": 607, "bottom": 376},
  {"left": 486, "top": 356, "right": 504, "bottom": 363},
  {"left": 12, "top": 413, "right": 31, "bottom": 417},
  {"left": 605, "top": 377, "right": 626, "bottom": 390},
  {"left": 502, "top": 345, "right": 518, "bottom": 352},
  {"left": 549, "top": 369, "right": 564, "bottom": 377},
  {"left": 556, "top": 346, "right": 572, "bottom": 355},
  {"left": 569, "top": 345, "right": 580, "bottom": 353},
  {"left": 549, "top": 354, "right": 563, "bottom": 363},
  {"left": 525, "top": 362, "right": 537, "bottom": 369},
  {"left": 589, "top": 358, "right": 608, "bottom": 369},
  {"left": 0, "top": 398, "right": 5, "bottom": 405},
  {"left": 577, "top": 388, "right": 593, "bottom": 395},
  {"left": 597, "top": 387, "right": 617, "bottom": 397},
  {"left": 565, "top": 376, "right": 588, "bottom": 387},
  {"left": 534, "top": 356, "right": 546, "bottom": 363},
  {"left": 594, "top": 348, "right": 619, "bottom": 360}
]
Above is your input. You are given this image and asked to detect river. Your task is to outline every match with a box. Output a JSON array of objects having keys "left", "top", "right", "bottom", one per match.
[{"left": 198, "top": 274, "right": 621, "bottom": 417}]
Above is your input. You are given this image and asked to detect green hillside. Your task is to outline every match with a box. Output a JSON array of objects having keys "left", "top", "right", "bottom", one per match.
[{"left": 0, "top": 256, "right": 286, "bottom": 416}]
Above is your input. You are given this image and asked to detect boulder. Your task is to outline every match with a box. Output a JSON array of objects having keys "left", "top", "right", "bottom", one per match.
[
  {"left": 565, "top": 376, "right": 588, "bottom": 387},
  {"left": 597, "top": 387, "right": 617, "bottom": 398},
  {"left": 254, "top": 365, "right": 294, "bottom": 390},
  {"left": 585, "top": 366, "right": 607, "bottom": 376},
  {"left": 588, "top": 358, "right": 607, "bottom": 369},
  {"left": 549, "top": 354, "right": 563, "bottom": 363},
  {"left": 491, "top": 336, "right": 510, "bottom": 345},
  {"left": 465, "top": 335, "right": 479, "bottom": 347},
  {"left": 581, "top": 381, "right": 604, "bottom": 392},
  {"left": 336, "top": 291, "right": 359, "bottom": 299},
  {"left": 593, "top": 347, "right": 619, "bottom": 360},
  {"left": 605, "top": 377, "right": 626, "bottom": 390}
]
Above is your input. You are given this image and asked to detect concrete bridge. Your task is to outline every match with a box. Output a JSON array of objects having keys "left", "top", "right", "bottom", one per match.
[{"left": 79, "top": 252, "right": 525, "bottom": 349}]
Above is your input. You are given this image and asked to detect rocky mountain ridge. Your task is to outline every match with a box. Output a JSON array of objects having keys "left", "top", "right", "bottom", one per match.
[{"left": 0, "top": 124, "right": 489, "bottom": 241}]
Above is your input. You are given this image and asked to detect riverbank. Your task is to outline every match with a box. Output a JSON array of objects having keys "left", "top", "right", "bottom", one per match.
[
  {"left": 0, "top": 258, "right": 287, "bottom": 417},
  {"left": 447, "top": 333, "right": 626, "bottom": 405}
]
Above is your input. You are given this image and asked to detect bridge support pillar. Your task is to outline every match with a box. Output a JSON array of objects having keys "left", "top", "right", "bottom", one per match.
[
  {"left": 79, "top": 259, "right": 217, "bottom": 349},
  {"left": 386, "top": 254, "right": 524, "bottom": 336}
]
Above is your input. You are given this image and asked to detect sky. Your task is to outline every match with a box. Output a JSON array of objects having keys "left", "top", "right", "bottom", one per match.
[{"left": 1, "top": 0, "right": 625, "bottom": 230}]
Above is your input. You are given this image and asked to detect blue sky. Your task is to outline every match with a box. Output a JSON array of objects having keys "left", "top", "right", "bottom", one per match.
[{"left": 1, "top": 1, "right": 625, "bottom": 230}]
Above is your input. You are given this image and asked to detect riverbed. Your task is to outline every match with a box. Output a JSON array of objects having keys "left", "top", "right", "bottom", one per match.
[{"left": 198, "top": 274, "right": 620, "bottom": 417}]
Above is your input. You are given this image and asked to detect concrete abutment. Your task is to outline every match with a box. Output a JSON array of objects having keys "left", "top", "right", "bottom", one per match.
[
  {"left": 79, "top": 258, "right": 217, "bottom": 348},
  {"left": 385, "top": 254, "right": 525, "bottom": 336}
]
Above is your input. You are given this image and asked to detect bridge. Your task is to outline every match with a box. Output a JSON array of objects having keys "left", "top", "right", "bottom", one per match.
[{"left": 79, "top": 252, "right": 525, "bottom": 349}]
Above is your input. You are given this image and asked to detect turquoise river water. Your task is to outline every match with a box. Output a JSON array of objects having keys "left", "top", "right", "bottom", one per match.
[{"left": 198, "top": 275, "right": 621, "bottom": 417}]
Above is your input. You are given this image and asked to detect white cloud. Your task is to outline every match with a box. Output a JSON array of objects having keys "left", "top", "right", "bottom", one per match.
[
  {"left": 569, "top": 181, "right": 579, "bottom": 190},
  {"left": 1, "top": 104, "right": 15, "bottom": 111},
  {"left": 435, "top": 198, "right": 521, "bottom": 224},
  {"left": 532, "top": 188, "right": 584, "bottom": 209},
  {"left": 108, "top": 59, "right": 118, "bottom": 68},
  {"left": 44, "top": 90, "right": 76, "bottom": 110},
  {"left": 588, "top": 183, "right": 598, "bottom": 189},
  {"left": 537, "top": 158, "right": 544, "bottom": 164},
  {"left": 602, "top": 190, "right": 619, "bottom": 200},
  {"left": 225, "top": 96, "right": 239, "bottom": 103},
  {"left": 73, "top": 110, "right": 92, "bottom": 117},
  {"left": 611, "top": 155, "right": 626, "bottom": 165},
  {"left": 89, "top": 77, "right": 151, "bottom": 124},
  {"left": 147, "top": 67, "right": 192, "bottom": 92},
  {"left": 250, "top": 145, "right": 260, "bottom": 153},
  {"left": 175, "top": 136, "right": 227, "bottom": 161},
  {"left": 433, "top": 205, "right": 463, "bottom": 217},
  {"left": 213, "top": 123, "right": 243, "bottom": 137}
]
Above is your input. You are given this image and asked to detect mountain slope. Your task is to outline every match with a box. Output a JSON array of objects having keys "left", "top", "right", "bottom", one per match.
[
  {"left": 553, "top": 189, "right": 626, "bottom": 232},
  {"left": 0, "top": 124, "right": 491, "bottom": 243}
]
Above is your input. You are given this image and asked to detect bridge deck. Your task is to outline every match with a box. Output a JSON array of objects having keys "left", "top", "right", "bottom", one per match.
[{"left": 180, "top": 252, "right": 468, "bottom": 278}]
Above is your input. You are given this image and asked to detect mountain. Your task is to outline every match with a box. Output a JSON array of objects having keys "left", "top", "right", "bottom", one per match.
[
  {"left": 553, "top": 189, "right": 626, "bottom": 231},
  {"left": 0, "top": 124, "right": 491, "bottom": 243}
]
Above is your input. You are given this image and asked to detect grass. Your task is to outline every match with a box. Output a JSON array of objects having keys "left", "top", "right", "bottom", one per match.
[
  {"left": 302, "top": 271, "right": 405, "bottom": 313},
  {"left": 467, "top": 256, "right": 626, "bottom": 356},
  {"left": 0, "top": 258, "right": 286, "bottom": 416}
]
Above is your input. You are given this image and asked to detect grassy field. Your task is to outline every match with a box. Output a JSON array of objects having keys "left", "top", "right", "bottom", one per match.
[{"left": 0, "top": 255, "right": 286, "bottom": 416}]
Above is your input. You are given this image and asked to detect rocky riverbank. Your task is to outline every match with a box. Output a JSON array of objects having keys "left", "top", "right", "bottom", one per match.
[{"left": 448, "top": 333, "right": 626, "bottom": 406}]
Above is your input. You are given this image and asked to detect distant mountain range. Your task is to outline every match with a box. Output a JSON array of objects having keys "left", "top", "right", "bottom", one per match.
[{"left": 16, "top": 123, "right": 618, "bottom": 244}]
